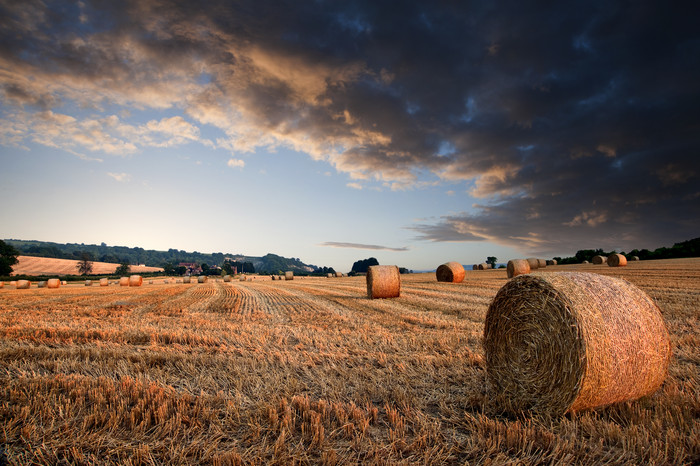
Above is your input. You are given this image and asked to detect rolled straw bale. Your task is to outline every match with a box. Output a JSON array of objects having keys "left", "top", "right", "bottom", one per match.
[
  {"left": 632, "top": 256, "right": 640, "bottom": 261},
  {"left": 336, "top": 272, "right": 343, "bottom": 278},
  {"left": 0, "top": 282, "right": 3, "bottom": 289},
  {"left": 472, "top": 265, "right": 478, "bottom": 270},
  {"left": 240, "top": 275, "right": 246, "bottom": 282},
  {"left": 285, "top": 271, "right": 294, "bottom": 281},
  {"left": 546, "top": 260, "right": 557, "bottom": 266},
  {"left": 197, "top": 275, "right": 207, "bottom": 283},
  {"left": 183, "top": 276, "right": 191, "bottom": 284},
  {"left": 538, "top": 259, "right": 547, "bottom": 268},
  {"left": 10, "top": 281, "right": 16, "bottom": 286},
  {"left": 484, "top": 272, "right": 671, "bottom": 416},
  {"left": 592, "top": 255, "right": 606, "bottom": 265},
  {"left": 582, "top": 260, "right": 589, "bottom": 264},
  {"left": 100, "top": 278, "right": 109, "bottom": 287},
  {"left": 47, "top": 279, "right": 61, "bottom": 289},
  {"left": 62, "top": 281, "right": 67, "bottom": 285},
  {"left": 224, "top": 275, "right": 231, "bottom": 282},
  {"left": 608, "top": 254, "right": 627, "bottom": 267},
  {"left": 37, "top": 281, "right": 47, "bottom": 288},
  {"left": 526, "top": 258, "right": 540, "bottom": 270},
  {"left": 85, "top": 280, "right": 92, "bottom": 286},
  {"left": 327, "top": 273, "right": 333, "bottom": 278},
  {"left": 436, "top": 262, "right": 465, "bottom": 283},
  {"left": 477, "top": 263, "right": 488, "bottom": 270},
  {"left": 119, "top": 277, "right": 129, "bottom": 286},
  {"left": 129, "top": 275, "right": 143, "bottom": 287},
  {"left": 507, "top": 259, "right": 530, "bottom": 279},
  {"left": 16, "top": 280, "right": 30, "bottom": 289},
  {"left": 366, "top": 265, "right": 401, "bottom": 299}
]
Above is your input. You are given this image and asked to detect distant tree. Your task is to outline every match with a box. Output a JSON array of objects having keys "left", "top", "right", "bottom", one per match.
[
  {"left": 222, "top": 261, "right": 234, "bottom": 275},
  {"left": 76, "top": 252, "right": 94, "bottom": 275},
  {"left": 486, "top": 256, "right": 497, "bottom": 268},
  {"left": 201, "top": 263, "right": 210, "bottom": 274},
  {"left": 115, "top": 262, "right": 130, "bottom": 276},
  {"left": 0, "top": 240, "right": 20, "bottom": 276},
  {"left": 351, "top": 257, "right": 379, "bottom": 274},
  {"left": 162, "top": 262, "right": 175, "bottom": 275},
  {"left": 175, "top": 266, "right": 187, "bottom": 276}
]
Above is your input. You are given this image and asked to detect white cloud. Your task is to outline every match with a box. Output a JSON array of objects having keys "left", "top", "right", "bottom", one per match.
[
  {"left": 107, "top": 172, "right": 131, "bottom": 183},
  {"left": 227, "top": 158, "right": 245, "bottom": 169}
]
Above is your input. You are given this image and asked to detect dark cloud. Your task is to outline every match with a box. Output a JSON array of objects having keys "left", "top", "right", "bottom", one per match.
[
  {"left": 0, "top": 0, "right": 698, "bottom": 253},
  {"left": 320, "top": 242, "right": 409, "bottom": 252}
]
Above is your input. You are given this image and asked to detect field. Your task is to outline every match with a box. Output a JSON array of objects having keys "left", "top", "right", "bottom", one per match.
[
  {"left": 10, "top": 255, "right": 164, "bottom": 276},
  {"left": 1, "top": 259, "right": 698, "bottom": 464}
]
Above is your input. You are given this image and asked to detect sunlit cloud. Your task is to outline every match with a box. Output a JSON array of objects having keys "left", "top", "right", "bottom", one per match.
[
  {"left": 227, "top": 158, "right": 245, "bottom": 169},
  {"left": 107, "top": 172, "right": 131, "bottom": 183},
  {"left": 320, "top": 242, "right": 409, "bottom": 252}
]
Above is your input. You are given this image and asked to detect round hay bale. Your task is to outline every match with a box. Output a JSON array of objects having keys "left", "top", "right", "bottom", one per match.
[
  {"left": 608, "top": 254, "right": 627, "bottom": 267},
  {"left": 632, "top": 256, "right": 640, "bottom": 261},
  {"left": 47, "top": 279, "right": 61, "bottom": 289},
  {"left": 16, "top": 280, "right": 30, "bottom": 289},
  {"left": 148, "top": 280, "right": 154, "bottom": 284},
  {"left": 62, "top": 281, "right": 67, "bottom": 285},
  {"left": 546, "top": 260, "right": 557, "bottom": 266},
  {"left": 100, "top": 278, "right": 109, "bottom": 287},
  {"left": 436, "top": 262, "right": 465, "bottom": 283},
  {"left": 119, "top": 277, "right": 130, "bottom": 286},
  {"left": 592, "top": 255, "right": 606, "bottom": 265},
  {"left": 477, "top": 263, "right": 488, "bottom": 270},
  {"left": 240, "top": 275, "right": 246, "bottom": 282},
  {"left": 85, "top": 280, "right": 92, "bottom": 286},
  {"left": 327, "top": 273, "right": 333, "bottom": 278},
  {"left": 526, "top": 258, "right": 540, "bottom": 270},
  {"left": 129, "top": 275, "right": 143, "bottom": 287},
  {"left": 224, "top": 275, "right": 231, "bottom": 282},
  {"left": 37, "top": 281, "right": 47, "bottom": 288},
  {"left": 538, "top": 259, "right": 547, "bottom": 268},
  {"left": 285, "top": 271, "right": 294, "bottom": 281},
  {"left": 197, "top": 276, "right": 207, "bottom": 284},
  {"left": 10, "top": 281, "right": 17, "bottom": 286},
  {"left": 335, "top": 272, "right": 343, "bottom": 278},
  {"left": 582, "top": 260, "right": 589, "bottom": 264},
  {"left": 507, "top": 259, "right": 531, "bottom": 279},
  {"left": 484, "top": 272, "right": 671, "bottom": 416},
  {"left": 366, "top": 265, "right": 401, "bottom": 299},
  {"left": 0, "top": 282, "right": 4, "bottom": 289},
  {"left": 183, "top": 276, "right": 191, "bottom": 284}
]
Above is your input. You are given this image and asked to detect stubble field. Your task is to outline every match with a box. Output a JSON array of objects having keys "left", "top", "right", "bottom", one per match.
[{"left": 1, "top": 259, "right": 699, "bottom": 464}]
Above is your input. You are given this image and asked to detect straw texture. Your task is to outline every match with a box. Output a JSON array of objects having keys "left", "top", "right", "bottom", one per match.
[
  {"left": 16, "top": 280, "right": 30, "bottom": 289},
  {"left": 100, "top": 278, "right": 109, "bottom": 286},
  {"left": 366, "top": 265, "right": 401, "bottom": 299},
  {"left": 507, "top": 259, "right": 530, "bottom": 279},
  {"left": 47, "top": 279, "right": 61, "bottom": 289},
  {"left": 608, "top": 254, "right": 627, "bottom": 267},
  {"left": 119, "top": 277, "right": 129, "bottom": 286},
  {"left": 129, "top": 275, "right": 143, "bottom": 287},
  {"left": 484, "top": 272, "right": 671, "bottom": 416},
  {"left": 538, "top": 259, "right": 547, "bottom": 268},
  {"left": 436, "top": 262, "right": 465, "bottom": 283},
  {"left": 285, "top": 271, "right": 294, "bottom": 281}
]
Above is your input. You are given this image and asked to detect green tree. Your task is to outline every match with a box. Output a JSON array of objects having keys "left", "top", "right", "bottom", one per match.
[
  {"left": 486, "top": 256, "right": 497, "bottom": 268},
  {"left": 115, "top": 262, "right": 130, "bottom": 276},
  {"left": 0, "top": 240, "right": 20, "bottom": 276},
  {"left": 76, "top": 252, "right": 94, "bottom": 275}
]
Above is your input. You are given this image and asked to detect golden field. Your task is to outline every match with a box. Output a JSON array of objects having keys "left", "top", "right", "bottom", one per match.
[
  {"left": 1, "top": 259, "right": 698, "bottom": 464},
  {"left": 10, "top": 255, "right": 164, "bottom": 276}
]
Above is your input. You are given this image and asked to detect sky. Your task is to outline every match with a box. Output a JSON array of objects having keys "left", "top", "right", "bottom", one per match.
[{"left": 1, "top": 1, "right": 698, "bottom": 273}]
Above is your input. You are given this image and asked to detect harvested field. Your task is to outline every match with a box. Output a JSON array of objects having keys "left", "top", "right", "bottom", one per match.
[
  {"left": 1, "top": 258, "right": 699, "bottom": 464},
  {"left": 11, "top": 255, "right": 163, "bottom": 276}
]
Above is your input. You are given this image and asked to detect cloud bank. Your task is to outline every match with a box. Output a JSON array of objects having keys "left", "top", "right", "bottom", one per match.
[
  {"left": 320, "top": 242, "right": 409, "bottom": 252},
  {"left": 1, "top": 0, "right": 698, "bottom": 254}
]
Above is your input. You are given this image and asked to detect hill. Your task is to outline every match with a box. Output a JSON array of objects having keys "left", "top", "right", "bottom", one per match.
[
  {"left": 10, "top": 256, "right": 163, "bottom": 277},
  {"left": 3, "top": 239, "right": 320, "bottom": 274}
]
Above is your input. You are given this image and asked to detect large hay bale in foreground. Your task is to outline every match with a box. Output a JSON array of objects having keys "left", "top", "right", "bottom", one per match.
[
  {"left": 366, "top": 265, "right": 400, "bottom": 299},
  {"left": 484, "top": 272, "right": 671, "bottom": 416},
  {"left": 507, "top": 259, "right": 530, "bottom": 279},
  {"left": 129, "top": 275, "right": 143, "bottom": 287},
  {"left": 285, "top": 271, "right": 293, "bottom": 281},
  {"left": 526, "top": 258, "right": 540, "bottom": 270},
  {"left": 119, "top": 277, "right": 130, "bottom": 286},
  {"left": 47, "top": 279, "right": 61, "bottom": 289},
  {"left": 100, "top": 278, "right": 109, "bottom": 287},
  {"left": 16, "top": 280, "right": 30, "bottom": 289},
  {"left": 436, "top": 262, "right": 465, "bottom": 283},
  {"left": 608, "top": 254, "right": 627, "bottom": 267},
  {"left": 592, "top": 255, "right": 606, "bottom": 265}
]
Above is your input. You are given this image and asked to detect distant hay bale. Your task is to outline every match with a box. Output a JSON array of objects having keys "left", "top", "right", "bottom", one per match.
[
  {"left": 285, "top": 271, "right": 293, "bottom": 281},
  {"left": 546, "top": 260, "right": 557, "bottom": 266},
  {"left": 592, "top": 255, "right": 607, "bottom": 265},
  {"left": 37, "top": 281, "right": 47, "bottom": 288},
  {"left": 327, "top": 273, "right": 333, "bottom": 278},
  {"left": 47, "top": 279, "right": 61, "bottom": 289},
  {"left": 477, "top": 263, "right": 488, "bottom": 270},
  {"left": 10, "top": 281, "right": 16, "bottom": 286},
  {"left": 119, "top": 277, "right": 130, "bottom": 286},
  {"left": 85, "top": 280, "right": 92, "bottom": 286},
  {"left": 366, "top": 265, "right": 401, "bottom": 299},
  {"left": 197, "top": 276, "right": 207, "bottom": 283},
  {"left": 632, "top": 256, "right": 640, "bottom": 261},
  {"left": 526, "top": 258, "right": 540, "bottom": 270},
  {"left": 336, "top": 272, "right": 343, "bottom": 278},
  {"left": 484, "top": 272, "right": 671, "bottom": 416},
  {"left": 183, "top": 276, "right": 191, "bottom": 284},
  {"left": 538, "top": 259, "right": 547, "bottom": 268},
  {"left": 472, "top": 264, "right": 478, "bottom": 270},
  {"left": 16, "top": 280, "right": 30, "bottom": 289},
  {"left": 582, "top": 260, "right": 589, "bottom": 264},
  {"left": 240, "top": 275, "right": 246, "bottom": 282},
  {"left": 100, "top": 278, "right": 109, "bottom": 287},
  {"left": 0, "top": 282, "right": 3, "bottom": 289},
  {"left": 148, "top": 280, "right": 153, "bottom": 284},
  {"left": 608, "top": 254, "right": 627, "bottom": 267},
  {"left": 224, "top": 275, "right": 231, "bottom": 282},
  {"left": 507, "top": 259, "right": 530, "bottom": 279},
  {"left": 436, "top": 262, "right": 465, "bottom": 283},
  {"left": 129, "top": 275, "right": 143, "bottom": 287}
]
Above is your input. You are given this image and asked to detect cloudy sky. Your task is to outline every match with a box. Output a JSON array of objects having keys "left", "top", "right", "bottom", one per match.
[{"left": 1, "top": 1, "right": 698, "bottom": 272}]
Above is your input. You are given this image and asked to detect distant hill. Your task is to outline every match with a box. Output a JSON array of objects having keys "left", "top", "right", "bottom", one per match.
[
  {"left": 4, "top": 240, "right": 321, "bottom": 274},
  {"left": 11, "top": 256, "right": 163, "bottom": 277}
]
